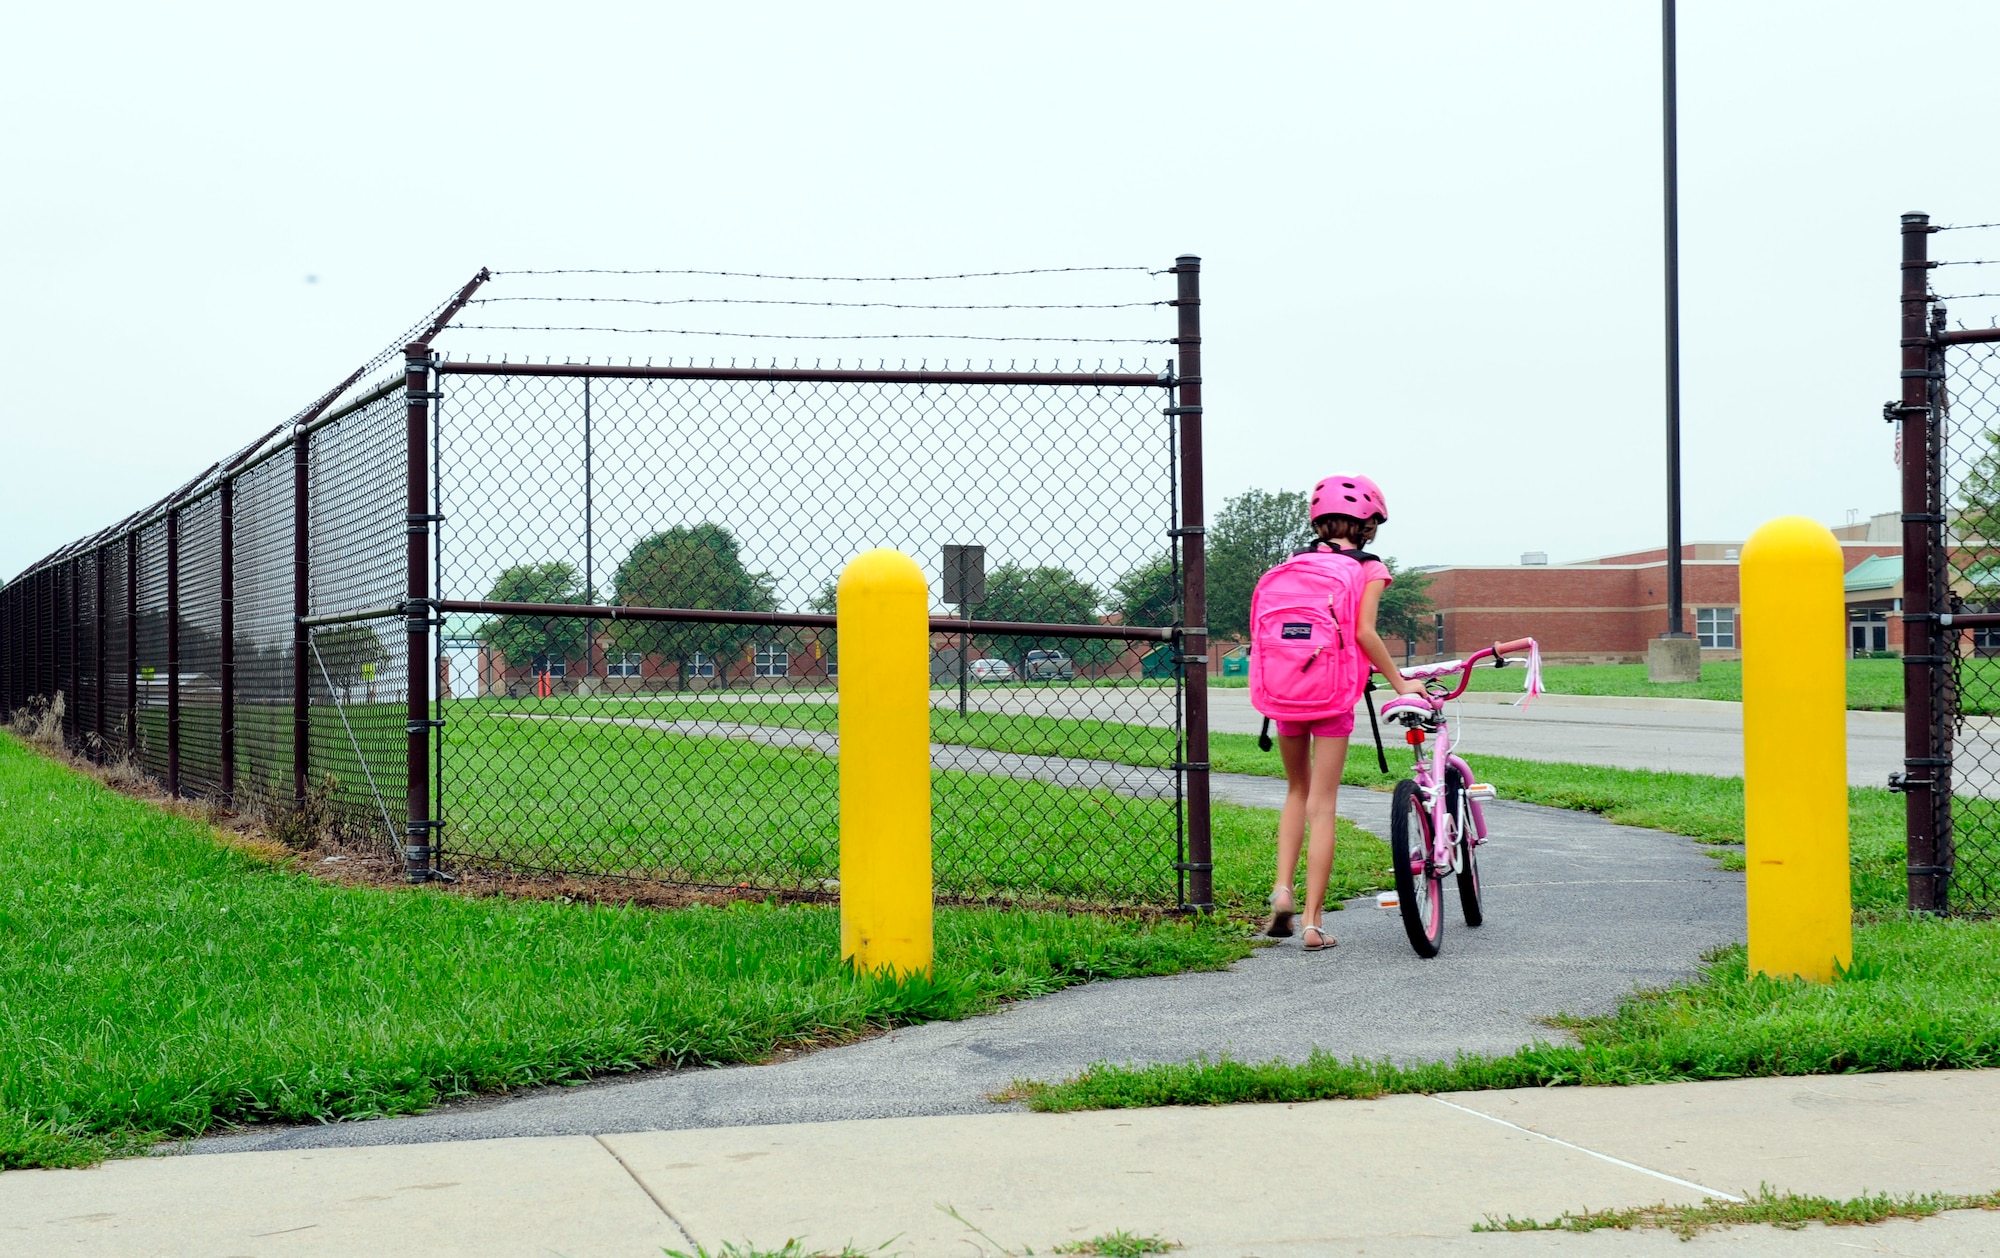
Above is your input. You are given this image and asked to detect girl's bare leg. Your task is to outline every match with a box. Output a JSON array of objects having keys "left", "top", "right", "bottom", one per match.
[
  {"left": 1301, "top": 736, "right": 1351, "bottom": 938},
  {"left": 1272, "top": 733, "right": 1312, "bottom": 926}
]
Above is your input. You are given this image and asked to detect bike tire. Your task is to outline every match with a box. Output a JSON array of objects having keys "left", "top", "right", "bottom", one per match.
[
  {"left": 1447, "top": 767, "right": 1484, "bottom": 928},
  {"left": 1389, "top": 777, "right": 1444, "bottom": 958}
]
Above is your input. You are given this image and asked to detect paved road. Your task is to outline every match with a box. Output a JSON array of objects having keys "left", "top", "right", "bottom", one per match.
[
  {"left": 603, "top": 683, "right": 1914, "bottom": 788},
  {"left": 197, "top": 788, "right": 1742, "bottom": 1155}
]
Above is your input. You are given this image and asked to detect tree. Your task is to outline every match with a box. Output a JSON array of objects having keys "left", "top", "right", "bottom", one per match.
[
  {"left": 1957, "top": 432, "right": 2000, "bottom": 607},
  {"left": 610, "top": 524, "right": 777, "bottom": 686},
  {"left": 1109, "top": 553, "right": 1179, "bottom": 630},
  {"left": 1206, "top": 488, "right": 1314, "bottom": 639},
  {"left": 477, "top": 562, "right": 592, "bottom": 672},
  {"left": 976, "top": 562, "right": 1115, "bottom": 667},
  {"left": 1375, "top": 558, "right": 1436, "bottom": 648},
  {"left": 312, "top": 623, "right": 391, "bottom": 702}
]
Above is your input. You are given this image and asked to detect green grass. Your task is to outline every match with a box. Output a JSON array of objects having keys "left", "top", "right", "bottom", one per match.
[
  {"left": 0, "top": 732, "right": 1254, "bottom": 1171},
  {"left": 442, "top": 708, "right": 1385, "bottom": 909},
  {"left": 1458, "top": 658, "right": 1910, "bottom": 710},
  {"left": 1054, "top": 1230, "right": 1180, "bottom": 1255},
  {"left": 443, "top": 695, "right": 1920, "bottom": 914},
  {"left": 1476, "top": 1184, "right": 2000, "bottom": 1239},
  {"left": 1014, "top": 913, "right": 2000, "bottom": 1113}
]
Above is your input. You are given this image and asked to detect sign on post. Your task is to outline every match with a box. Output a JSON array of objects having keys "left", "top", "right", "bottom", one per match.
[{"left": 943, "top": 545, "right": 985, "bottom": 607}]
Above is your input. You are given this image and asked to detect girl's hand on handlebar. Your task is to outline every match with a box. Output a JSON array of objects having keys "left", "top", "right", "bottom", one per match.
[{"left": 1389, "top": 673, "right": 1427, "bottom": 698}]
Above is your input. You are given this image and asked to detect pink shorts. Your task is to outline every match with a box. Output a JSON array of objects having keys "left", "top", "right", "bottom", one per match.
[{"left": 1273, "top": 713, "right": 1356, "bottom": 740}]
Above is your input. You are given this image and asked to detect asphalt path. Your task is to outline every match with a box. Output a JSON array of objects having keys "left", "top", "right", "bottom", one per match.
[{"left": 195, "top": 784, "right": 1742, "bottom": 1156}]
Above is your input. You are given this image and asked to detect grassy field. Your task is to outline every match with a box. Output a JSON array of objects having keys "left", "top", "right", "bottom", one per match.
[
  {"left": 1227, "top": 657, "right": 1931, "bottom": 710},
  {"left": 1459, "top": 658, "right": 1908, "bottom": 709},
  {"left": 434, "top": 695, "right": 1921, "bottom": 912},
  {"left": 0, "top": 732, "right": 1257, "bottom": 1171},
  {"left": 440, "top": 705, "right": 1387, "bottom": 909}
]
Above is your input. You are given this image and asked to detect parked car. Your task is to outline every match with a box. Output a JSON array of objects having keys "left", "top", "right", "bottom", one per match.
[
  {"left": 968, "top": 657, "right": 1015, "bottom": 682},
  {"left": 1020, "top": 649, "right": 1075, "bottom": 681}
]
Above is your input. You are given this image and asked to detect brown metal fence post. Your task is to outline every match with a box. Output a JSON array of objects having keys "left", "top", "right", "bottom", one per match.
[
  {"left": 166, "top": 507, "right": 181, "bottom": 796},
  {"left": 404, "top": 342, "right": 436, "bottom": 881},
  {"left": 1172, "top": 255, "right": 1213, "bottom": 912},
  {"left": 293, "top": 426, "right": 311, "bottom": 810},
  {"left": 219, "top": 478, "right": 235, "bottom": 802},
  {"left": 1899, "top": 211, "right": 1947, "bottom": 913},
  {"left": 94, "top": 544, "right": 107, "bottom": 751},
  {"left": 66, "top": 559, "right": 79, "bottom": 743},
  {"left": 125, "top": 531, "right": 138, "bottom": 758}
]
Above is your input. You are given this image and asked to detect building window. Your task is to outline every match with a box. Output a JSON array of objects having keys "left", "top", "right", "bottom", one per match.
[
  {"left": 755, "top": 644, "right": 789, "bottom": 678},
  {"left": 531, "top": 654, "right": 566, "bottom": 679},
  {"left": 1433, "top": 613, "right": 1446, "bottom": 656},
  {"left": 1695, "top": 607, "right": 1735, "bottom": 649},
  {"left": 606, "top": 651, "right": 643, "bottom": 678},
  {"left": 687, "top": 651, "right": 716, "bottom": 678}
]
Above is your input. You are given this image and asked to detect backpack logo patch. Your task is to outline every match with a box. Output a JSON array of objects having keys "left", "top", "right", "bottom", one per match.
[{"left": 1280, "top": 622, "right": 1313, "bottom": 640}]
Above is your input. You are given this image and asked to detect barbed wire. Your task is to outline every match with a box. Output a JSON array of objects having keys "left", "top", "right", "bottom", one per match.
[
  {"left": 446, "top": 322, "right": 1172, "bottom": 344},
  {"left": 466, "top": 295, "right": 1166, "bottom": 312},
  {"left": 1935, "top": 293, "right": 2000, "bottom": 303},
  {"left": 489, "top": 265, "right": 1166, "bottom": 281},
  {"left": 1936, "top": 222, "right": 2000, "bottom": 232},
  {"left": 1933, "top": 259, "right": 2000, "bottom": 267},
  {"left": 436, "top": 352, "right": 1161, "bottom": 372}
]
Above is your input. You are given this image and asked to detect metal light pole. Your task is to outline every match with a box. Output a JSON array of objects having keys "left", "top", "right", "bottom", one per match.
[{"left": 1649, "top": 0, "right": 1700, "bottom": 682}]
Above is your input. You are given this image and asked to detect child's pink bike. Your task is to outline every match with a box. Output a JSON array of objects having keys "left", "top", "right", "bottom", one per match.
[{"left": 1374, "top": 637, "right": 1541, "bottom": 958}]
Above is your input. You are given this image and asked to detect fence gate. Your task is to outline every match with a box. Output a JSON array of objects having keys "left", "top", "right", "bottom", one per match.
[{"left": 1898, "top": 212, "right": 2000, "bottom": 916}]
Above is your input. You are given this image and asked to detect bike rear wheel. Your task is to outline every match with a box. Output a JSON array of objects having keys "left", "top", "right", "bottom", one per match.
[
  {"left": 1446, "top": 767, "right": 1484, "bottom": 928},
  {"left": 1389, "top": 778, "right": 1444, "bottom": 957}
]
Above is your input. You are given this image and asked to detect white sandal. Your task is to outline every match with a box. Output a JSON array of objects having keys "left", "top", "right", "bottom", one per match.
[
  {"left": 1302, "top": 921, "right": 1336, "bottom": 951},
  {"left": 1265, "top": 888, "right": 1296, "bottom": 938}
]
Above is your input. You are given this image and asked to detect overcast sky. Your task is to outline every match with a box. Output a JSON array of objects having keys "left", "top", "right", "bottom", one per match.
[{"left": 7, "top": 0, "right": 2000, "bottom": 581}]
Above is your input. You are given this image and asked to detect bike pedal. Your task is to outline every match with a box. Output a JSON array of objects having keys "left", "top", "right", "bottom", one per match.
[{"left": 1463, "top": 783, "right": 1498, "bottom": 802}]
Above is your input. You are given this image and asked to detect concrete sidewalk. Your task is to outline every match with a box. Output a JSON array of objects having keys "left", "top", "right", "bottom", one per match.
[{"left": 8, "top": 1070, "right": 1998, "bottom": 1256}]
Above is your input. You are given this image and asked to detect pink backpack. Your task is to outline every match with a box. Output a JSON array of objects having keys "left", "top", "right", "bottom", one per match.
[{"left": 1247, "top": 547, "right": 1373, "bottom": 721}]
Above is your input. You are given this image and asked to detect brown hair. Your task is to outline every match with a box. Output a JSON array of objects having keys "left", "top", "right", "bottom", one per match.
[{"left": 1313, "top": 513, "right": 1378, "bottom": 547}]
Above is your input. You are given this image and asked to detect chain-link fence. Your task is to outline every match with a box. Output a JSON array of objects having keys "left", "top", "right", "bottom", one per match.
[
  {"left": 1, "top": 260, "right": 1215, "bottom": 909},
  {"left": 1899, "top": 213, "right": 2000, "bottom": 916}
]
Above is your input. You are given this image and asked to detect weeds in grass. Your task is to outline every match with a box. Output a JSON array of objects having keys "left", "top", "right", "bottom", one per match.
[
  {"left": 1053, "top": 1230, "right": 1179, "bottom": 1255},
  {"left": 5, "top": 691, "right": 66, "bottom": 750},
  {"left": 263, "top": 774, "right": 337, "bottom": 851},
  {"left": 1475, "top": 1183, "right": 2000, "bottom": 1238}
]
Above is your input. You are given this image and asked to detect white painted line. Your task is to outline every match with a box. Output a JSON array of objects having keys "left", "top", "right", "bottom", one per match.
[{"left": 1429, "top": 1096, "right": 1745, "bottom": 1202}]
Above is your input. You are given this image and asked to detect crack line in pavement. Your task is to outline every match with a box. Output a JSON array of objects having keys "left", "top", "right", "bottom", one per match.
[
  {"left": 1428, "top": 1098, "right": 1744, "bottom": 1201},
  {"left": 595, "top": 1135, "right": 698, "bottom": 1248}
]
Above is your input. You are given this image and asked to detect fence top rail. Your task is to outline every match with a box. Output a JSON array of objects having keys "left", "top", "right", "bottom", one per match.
[
  {"left": 1940, "top": 327, "right": 2000, "bottom": 346},
  {"left": 435, "top": 360, "right": 1175, "bottom": 389},
  {"left": 437, "top": 598, "right": 1177, "bottom": 642}
]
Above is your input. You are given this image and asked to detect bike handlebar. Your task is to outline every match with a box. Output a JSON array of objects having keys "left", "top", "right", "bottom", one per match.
[{"left": 1382, "top": 637, "right": 1537, "bottom": 703}]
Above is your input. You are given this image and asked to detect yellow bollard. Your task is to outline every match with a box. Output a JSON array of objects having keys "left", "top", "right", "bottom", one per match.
[
  {"left": 837, "top": 548, "right": 933, "bottom": 977},
  {"left": 1741, "top": 516, "right": 1851, "bottom": 981}
]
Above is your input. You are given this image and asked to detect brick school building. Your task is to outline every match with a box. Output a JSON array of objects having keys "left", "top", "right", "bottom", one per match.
[{"left": 1392, "top": 512, "right": 1905, "bottom": 665}]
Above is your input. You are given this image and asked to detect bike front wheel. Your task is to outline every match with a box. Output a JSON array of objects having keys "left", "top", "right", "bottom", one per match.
[
  {"left": 1389, "top": 777, "right": 1444, "bottom": 958},
  {"left": 1446, "top": 767, "right": 1484, "bottom": 928}
]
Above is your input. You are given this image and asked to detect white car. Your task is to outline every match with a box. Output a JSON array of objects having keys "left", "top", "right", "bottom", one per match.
[{"left": 968, "top": 658, "right": 1015, "bottom": 682}]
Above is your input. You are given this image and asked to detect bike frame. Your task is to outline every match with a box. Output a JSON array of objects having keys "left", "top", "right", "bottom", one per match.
[{"left": 1388, "top": 637, "right": 1536, "bottom": 877}]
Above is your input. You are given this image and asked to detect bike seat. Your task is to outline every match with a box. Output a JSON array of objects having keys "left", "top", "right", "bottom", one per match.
[{"left": 1379, "top": 694, "right": 1438, "bottom": 726}]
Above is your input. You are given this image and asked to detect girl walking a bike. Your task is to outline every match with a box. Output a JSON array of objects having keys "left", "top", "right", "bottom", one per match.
[{"left": 1248, "top": 474, "right": 1424, "bottom": 951}]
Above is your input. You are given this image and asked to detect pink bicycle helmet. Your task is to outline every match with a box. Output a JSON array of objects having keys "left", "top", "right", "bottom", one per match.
[{"left": 1310, "top": 473, "right": 1387, "bottom": 524}]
